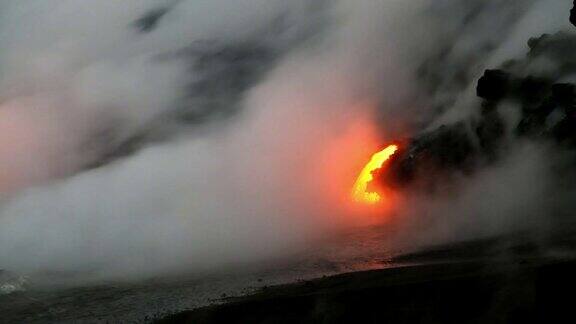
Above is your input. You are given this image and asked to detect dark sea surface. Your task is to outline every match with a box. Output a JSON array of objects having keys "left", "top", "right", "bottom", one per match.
[
  {"left": 0, "top": 226, "right": 409, "bottom": 323},
  {"left": 3, "top": 225, "right": 576, "bottom": 323}
]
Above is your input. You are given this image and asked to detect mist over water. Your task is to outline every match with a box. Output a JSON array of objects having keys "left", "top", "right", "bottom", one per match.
[{"left": 0, "top": 0, "right": 573, "bottom": 283}]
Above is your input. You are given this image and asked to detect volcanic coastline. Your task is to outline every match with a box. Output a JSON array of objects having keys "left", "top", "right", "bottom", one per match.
[
  {"left": 155, "top": 235, "right": 576, "bottom": 324},
  {"left": 154, "top": 3, "right": 576, "bottom": 323}
]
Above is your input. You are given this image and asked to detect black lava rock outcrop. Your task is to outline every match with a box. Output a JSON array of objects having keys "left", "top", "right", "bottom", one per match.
[
  {"left": 381, "top": 30, "right": 576, "bottom": 191},
  {"left": 378, "top": 123, "right": 477, "bottom": 192},
  {"left": 571, "top": 0, "right": 576, "bottom": 27}
]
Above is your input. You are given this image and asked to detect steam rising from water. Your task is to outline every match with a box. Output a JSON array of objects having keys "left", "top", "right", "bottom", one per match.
[{"left": 0, "top": 0, "right": 573, "bottom": 281}]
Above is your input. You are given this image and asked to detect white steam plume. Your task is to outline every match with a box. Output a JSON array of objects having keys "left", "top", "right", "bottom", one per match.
[
  {"left": 0, "top": 0, "right": 425, "bottom": 280},
  {"left": 0, "top": 0, "right": 573, "bottom": 282}
]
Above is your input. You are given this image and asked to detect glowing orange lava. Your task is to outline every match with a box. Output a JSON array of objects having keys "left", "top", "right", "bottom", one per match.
[{"left": 352, "top": 144, "right": 398, "bottom": 204}]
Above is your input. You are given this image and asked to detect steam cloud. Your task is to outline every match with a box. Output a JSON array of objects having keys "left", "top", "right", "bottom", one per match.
[{"left": 0, "top": 0, "right": 572, "bottom": 281}]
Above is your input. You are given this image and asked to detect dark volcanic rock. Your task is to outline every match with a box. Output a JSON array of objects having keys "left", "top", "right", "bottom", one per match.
[
  {"left": 475, "top": 105, "right": 505, "bottom": 159},
  {"left": 381, "top": 32, "right": 576, "bottom": 191},
  {"left": 381, "top": 123, "right": 477, "bottom": 191},
  {"left": 571, "top": 0, "right": 576, "bottom": 27},
  {"left": 526, "top": 32, "right": 576, "bottom": 78},
  {"left": 477, "top": 69, "right": 512, "bottom": 101}
]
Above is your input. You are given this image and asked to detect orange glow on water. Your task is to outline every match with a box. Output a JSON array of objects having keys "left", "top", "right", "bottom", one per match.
[{"left": 352, "top": 144, "right": 398, "bottom": 204}]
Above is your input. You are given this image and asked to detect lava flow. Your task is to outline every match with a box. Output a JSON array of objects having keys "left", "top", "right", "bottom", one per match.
[{"left": 352, "top": 144, "right": 398, "bottom": 204}]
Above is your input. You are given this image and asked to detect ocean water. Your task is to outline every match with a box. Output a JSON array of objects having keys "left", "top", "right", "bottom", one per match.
[{"left": 0, "top": 226, "right": 407, "bottom": 323}]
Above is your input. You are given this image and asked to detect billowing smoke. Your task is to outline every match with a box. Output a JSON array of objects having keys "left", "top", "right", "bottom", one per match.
[
  {"left": 0, "top": 0, "right": 573, "bottom": 282},
  {"left": 0, "top": 0, "right": 427, "bottom": 280}
]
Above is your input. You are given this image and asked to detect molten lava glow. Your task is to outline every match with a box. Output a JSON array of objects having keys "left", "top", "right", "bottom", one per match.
[{"left": 352, "top": 144, "right": 398, "bottom": 204}]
